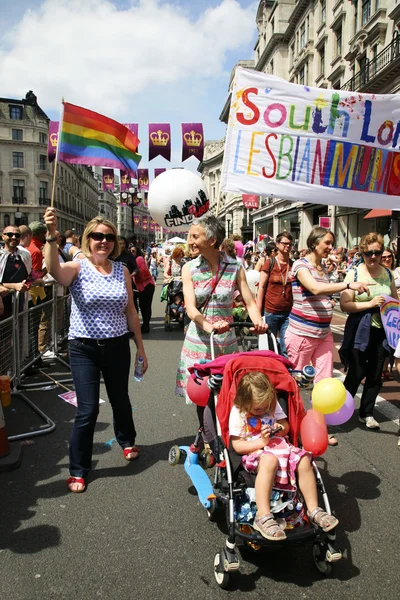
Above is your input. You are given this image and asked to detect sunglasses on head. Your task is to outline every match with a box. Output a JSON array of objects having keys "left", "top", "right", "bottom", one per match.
[
  {"left": 363, "top": 250, "right": 383, "bottom": 258},
  {"left": 4, "top": 231, "right": 21, "bottom": 239},
  {"left": 89, "top": 232, "right": 116, "bottom": 243}
]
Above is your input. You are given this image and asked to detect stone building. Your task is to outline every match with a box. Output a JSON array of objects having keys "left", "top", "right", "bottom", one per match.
[
  {"left": 0, "top": 92, "right": 99, "bottom": 234},
  {"left": 202, "top": 0, "right": 400, "bottom": 248}
]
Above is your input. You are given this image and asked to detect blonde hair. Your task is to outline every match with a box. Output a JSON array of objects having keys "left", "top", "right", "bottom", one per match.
[
  {"left": 81, "top": 216, "right": 120, "bottom": 259},
  {"left": 234, "top": 372, "right": 277, "bottom": 414},
  {"left": 359, "top": 232, "right": 384, "bottom": 254}
]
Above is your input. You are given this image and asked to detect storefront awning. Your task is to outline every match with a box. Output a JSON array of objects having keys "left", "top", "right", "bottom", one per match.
[{"left": 364, "top": 209, "right": 392, "bottom": 220}]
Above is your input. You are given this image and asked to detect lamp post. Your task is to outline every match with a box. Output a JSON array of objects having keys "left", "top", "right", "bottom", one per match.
[
  {"left": 226, "top": 214, "right": 232, "bottom": 238},
  {"left": 121, "top": 186, "right": 138, "bottom": 243}
]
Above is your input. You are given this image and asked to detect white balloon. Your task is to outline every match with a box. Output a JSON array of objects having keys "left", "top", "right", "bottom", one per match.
[
  {"left": 245, "top": 270, "right": 260, "bottom": 295},
  {"left": 148, "top": 169, "right": 210, "bottom": 232}
]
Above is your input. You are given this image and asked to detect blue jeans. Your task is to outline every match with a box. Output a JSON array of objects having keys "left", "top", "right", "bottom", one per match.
[
  {"left": 264, "top": 311, "right": 290, "bottom": 358},
  {"left": 150, "top": 267, "right": 158, "bottom": 281},
  {"left": 68, "top": 334, "right": 136, "bottom": 477}
]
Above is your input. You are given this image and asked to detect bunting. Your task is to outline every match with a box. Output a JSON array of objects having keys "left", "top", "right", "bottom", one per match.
[
  {"left": 142, "top": 216, "right": 148, "bottom": 231},
  {"left": 120, "top": 170, "right": 132, "bottom": 192},
  {"left": 149, "top": 123, "right": 171, "bottom": 161},
  {"left": 102, "top": 168, "right": 115, "bottom": 191},
  {"left": 154, "top": 168, "right": 166, "bottom": 178},
  {"left": 137, "top": 168, "right": 149, "bottom": 191},
  {"left": 181, "top": 123, "right": 204, "bottom": 162},
  {"left": 48, "top": 121, "right": 59, "bottom": 163}
]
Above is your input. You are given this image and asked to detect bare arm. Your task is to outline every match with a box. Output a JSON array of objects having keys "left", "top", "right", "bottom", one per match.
[
  {"left": 123, "top": 268, "right": 148, "bottom": 373},
  {"left": 43, "top": 207, "right": 80, "bottom": 287},
  {"left": 231, "top": 435, "right": 267, "bottom": 455},
  {"left": 254, "top": 257, "right": 264, "bottom": 272},
  {"left": 256, "top": 269, "right": 269, "bottom": 313},
  {"left": 236, "top": 266, "right": 267, "bottom": 333},
  {"left": 297, "top": 267, "right": 372, "bottom": 296}
]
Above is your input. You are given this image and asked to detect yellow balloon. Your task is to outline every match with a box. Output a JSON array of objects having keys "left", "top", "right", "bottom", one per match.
[{"left": 312, "top": 378, "right": 346, "bottom": 415}]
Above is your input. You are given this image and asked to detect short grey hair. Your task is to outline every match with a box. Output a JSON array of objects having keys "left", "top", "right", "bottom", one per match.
[{"left": 191, "top": 216, "right": 225, "bottom": 248}]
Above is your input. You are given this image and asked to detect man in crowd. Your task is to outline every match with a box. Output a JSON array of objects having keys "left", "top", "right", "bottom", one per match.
[
  {"left": 0, "top": 225, "right": 31, "bottom": 319},
  {"left": 19, "top": 225, "right": 32, "bottom": 249},
  {"left": 64, "top": 230, "right": 77, "bottom": 256},
  {"left": 27, "top": 221, "right": 49, "bottom": 358},
  {"left": 27, "top": 222, "right": 47, "bottom": 280}
]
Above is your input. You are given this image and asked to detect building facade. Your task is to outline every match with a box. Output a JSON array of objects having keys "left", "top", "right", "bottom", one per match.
[
  {"left": 203, "top": 0, "right": 400, "bottom": 248},
  {"left": 0, "top": 92, "right": 99, "bottom": 234}
]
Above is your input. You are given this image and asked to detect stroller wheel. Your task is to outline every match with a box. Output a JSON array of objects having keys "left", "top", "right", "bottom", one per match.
[
  {"left": 214, "top": 552, "right": 230, "bottom": 589},
  {"left": 200, "top": 448, "right": 215, "bottom": 469},
  {"left": 312, "top": 542, "right": 332, "bottom": 576},
  {"left": 207, "top": 498, "right": 219, "bottom": 522},
  {"left": 168, "top": 445, "right": 185, "bottom": 466}
]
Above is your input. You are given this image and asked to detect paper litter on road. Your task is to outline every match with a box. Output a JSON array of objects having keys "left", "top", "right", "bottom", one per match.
[{"left": 58, "top": 391, "right": 105, "bottom": 407}]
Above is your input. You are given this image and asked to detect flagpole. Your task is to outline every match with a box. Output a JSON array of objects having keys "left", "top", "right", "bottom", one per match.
[{"left": 50, "top": 98, "right": 64, "bottom": 208}]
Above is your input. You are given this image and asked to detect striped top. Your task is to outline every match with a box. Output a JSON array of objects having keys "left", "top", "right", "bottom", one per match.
[{"left": 287, "top": 258, "right": 333, "bottom": 339}]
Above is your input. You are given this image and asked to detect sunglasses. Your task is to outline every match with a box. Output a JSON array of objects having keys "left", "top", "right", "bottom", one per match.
[
  {"left": 363, "top": 250, "right": 383, "bottom": 258},
  {"left": 279, "top": 242, "right": 292, "bottom": 247},
  {"left": 4, "top": 232, "right": 21, "bottom": 239},
  {"left": 89, "top": 232, "right": 116, "bottom": 243},
  {"left": 381, "top": 255, "right": 392, "bottom": 260}
]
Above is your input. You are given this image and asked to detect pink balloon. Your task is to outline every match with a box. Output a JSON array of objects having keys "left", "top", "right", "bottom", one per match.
[
  {"left": 324, "top": 391, "right": 354, "bottom": 426},
  {"left": 300, "top": 409, "right": 328, "bottom": 456},
  {"left": 234, "top": 241, "right": 244, "bottom": 258}
]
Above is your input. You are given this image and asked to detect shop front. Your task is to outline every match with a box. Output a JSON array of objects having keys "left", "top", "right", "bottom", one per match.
[
  {"left": 278, "top": 209, "right": 300, "bottom": 244},
  {"left": 336, "top": 207, "right": 386, "bottom": 249}
]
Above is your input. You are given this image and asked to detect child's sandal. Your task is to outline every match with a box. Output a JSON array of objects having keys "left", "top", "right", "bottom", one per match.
[
  {"left": 253, "top": 513, "right": 287, "bottom": 541},
  {"left": 308, "top": 508, "right": 339, "bottom": 532}
]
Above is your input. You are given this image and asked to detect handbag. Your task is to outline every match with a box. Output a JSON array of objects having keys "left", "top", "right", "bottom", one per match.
[{"left": 199, "top": 264, "right": 227, "bottom": 314}]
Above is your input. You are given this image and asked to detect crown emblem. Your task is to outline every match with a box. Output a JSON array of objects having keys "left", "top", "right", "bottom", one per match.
[
  {"left": 184, "top": 130, "right": 202, "bottom": 147},
  {"left": 50, "top": 132, "right": 58, "bottom": 147},
  {"left": 121, "top": 174, "right": 130, "bottom": 183},
  {"left": 103, "top": 174, "right": 114, "bottom": 184},
  {"left": 150, "top": 130, "right": 169, "bottom": 146}
]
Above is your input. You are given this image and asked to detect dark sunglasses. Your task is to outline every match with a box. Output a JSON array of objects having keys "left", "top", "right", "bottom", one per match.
[
  {"left": 89, "top": 232, "right": 116, "bottom": 243},
  {"left": 4, "top": 232, "right": 21, "bottom": 239},
  {"left": 381, "top": 255, "right": 392, "bottom": 260},
  {"left": 363, "top": 250, "right": 383, "bottom": 258}
]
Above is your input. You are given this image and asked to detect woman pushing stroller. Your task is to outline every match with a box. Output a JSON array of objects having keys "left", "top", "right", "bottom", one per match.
[{"left": 229, "top": 372, "right": 339, "bottom": 541}]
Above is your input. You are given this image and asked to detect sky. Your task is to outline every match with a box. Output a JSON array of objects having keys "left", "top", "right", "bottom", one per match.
[{"left": 0, "top": 0, "right": 259, "bottom": 172}]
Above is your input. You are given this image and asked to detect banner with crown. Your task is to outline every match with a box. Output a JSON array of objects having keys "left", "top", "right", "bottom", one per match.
[
  {"left": 182, "top": 123, "right": 204, "bottom": 162},
  {"left": 150, "top": 219, "right": 155, "bottom": 232},
  {"left": 137, "top": 168, "right": 149, "bottom": 191},
  {"left": 133, "top": 215, "right": 140, "bottom": 227},
  {"left": 120, "top": 170, "right": 132, "bottom": 192},
  {"left": 142, "top": 216, "right": 148, "bottom": 231},
  {"left": 154, "top": 168, "right": 166, "bottom": 178},
  {"left": 143, "top": 192, "right": 148, "bottom": 208},
  {"left": 149, "top": 123, "right": 171, "bottom": 161},
  {"left": 124, "top": 123, "right": 139, "bottom": 141},
  {"left": 48, "top": 121, "right": 59, "bottom": 163},
  {"left": 102, "top": 169, "right": 115, "bottom": 191}
]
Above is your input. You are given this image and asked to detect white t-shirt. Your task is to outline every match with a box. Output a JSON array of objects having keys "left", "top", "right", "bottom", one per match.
[{"left": 229, "top": 403, "right": 287, "bottom": 441}]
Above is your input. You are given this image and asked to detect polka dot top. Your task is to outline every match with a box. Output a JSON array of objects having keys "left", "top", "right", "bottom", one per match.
[{"left": 68, "top": 259, "right": 129, "bottom": 340}]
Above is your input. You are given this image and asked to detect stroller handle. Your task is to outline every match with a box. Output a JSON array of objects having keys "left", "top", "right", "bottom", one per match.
[{"left": 210, "top": 322, "right": 273, "bottom": 360}]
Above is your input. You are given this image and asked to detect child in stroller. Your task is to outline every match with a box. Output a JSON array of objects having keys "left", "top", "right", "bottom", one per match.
[
  {"left": 230, "top": 371, "right": 338, "bottom": 541},
  {"left": 165, "top": 278, "right": 185, "bottom": 330}
]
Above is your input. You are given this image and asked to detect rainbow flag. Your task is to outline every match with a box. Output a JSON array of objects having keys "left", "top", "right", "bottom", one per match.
[{"left": 58, "top": 102, "right": 141, "bottom": 176}]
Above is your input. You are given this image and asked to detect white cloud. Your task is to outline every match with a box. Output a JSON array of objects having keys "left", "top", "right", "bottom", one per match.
[{"left": 0, "top": 0, "right": 256, "bottom": 117}]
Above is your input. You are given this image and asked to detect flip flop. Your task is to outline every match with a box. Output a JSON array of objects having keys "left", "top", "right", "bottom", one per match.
[
  {"left": 328, "top": 435, "right": 338, "bottom": 447},
  {"left": 67, "top": 476, "right": 86, "bottom": 493},
  {"left": 123, "top": 446, "right": 140, "bottom": 461}
]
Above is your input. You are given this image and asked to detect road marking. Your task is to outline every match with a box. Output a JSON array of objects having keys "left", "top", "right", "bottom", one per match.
[{"left": 331, "top": 324, "right": 345, "bottom": 335}]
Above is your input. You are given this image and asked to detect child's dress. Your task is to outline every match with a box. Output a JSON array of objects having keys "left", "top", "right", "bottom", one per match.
[{"left": 229, "top": 404, "right": 310, "bottom": 488}]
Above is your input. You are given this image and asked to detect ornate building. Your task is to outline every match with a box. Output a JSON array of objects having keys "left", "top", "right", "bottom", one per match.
[
  {"left": 203, "top": 0, "right": 400, "bottom": 248},
  {"left": 0, "top": 92, "right": 99, "bottom": 234}
]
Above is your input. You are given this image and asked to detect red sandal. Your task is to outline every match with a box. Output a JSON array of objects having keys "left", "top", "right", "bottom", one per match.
[
  {"left": 67, "top": 476, "right": 86, "bottom": 493},
  {"left": 123, "top": 446, "right": 140, "bottom": 461}
]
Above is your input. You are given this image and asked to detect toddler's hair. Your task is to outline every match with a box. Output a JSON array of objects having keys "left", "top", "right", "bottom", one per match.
[{"left": 234, "top": 372, "right": 277, "bottom": 414}]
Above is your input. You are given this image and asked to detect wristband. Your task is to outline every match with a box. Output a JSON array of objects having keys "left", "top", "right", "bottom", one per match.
[
  {"left": 346, "top": 282, "right": 351, "bottom": 290},
  {"left": 45, "top": 236, "right": 57, "bottom": 243}
]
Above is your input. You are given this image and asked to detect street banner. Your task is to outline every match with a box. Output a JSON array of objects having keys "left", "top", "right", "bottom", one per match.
[
  {"left": 134, "top": 215, "right": 140, "bottom": 227},
  {"left": 154, "top": 168, "right": 166, "bottom": 178},
  {"left": 48, "top": 121, "right": 59, "bottom": 163},
  {"left": 182, "top": 123, "right": 204, "bottom": 162},
  {"left": 221, "top": 67, "right": 400, "bottom": 209},
  {"left": 242, "top": 194, "right": 259, "bottom": 209},
  {"left": 137, "top": 168, "right": 149, "bottom": 191},
  {"left": 150, "top": 219, "right": 155, "bottom": 232},
  {"left": 120, "top": 170, "right": 132, "bottom": 191},
  {"left": 102, "top": 168, "right": 115, "bottom": 191},
  {"left": 380, "top": 295, "right": 400, "bottom": 349},
  {"left": 143, "top": 192, "right": 148, "bottom": 208},
  {"left": 133, "top": 194, "right": 141, "bottom": 205},
  {"left": 124, "top": 123, "right": 139, "bottom": 141},
  {"left": 149, "top": 123, "right": 171, "bottom": 161},
  {"left": 142, "top": 216, "right": 148, "bottom": 230}
]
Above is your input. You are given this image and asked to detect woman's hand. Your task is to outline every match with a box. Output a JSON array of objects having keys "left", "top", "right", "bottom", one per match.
[
  {"left": 136, "top": 349, "right": 148, "bottom": 374},
  {"left": 249, "top": 319, "right": 268, "bottom": 335},
  {"left": 211, "top": 320, "right": 230, "bottom": 334},
  {"left": 369, "top": 295, "right": 385, "bottom": 308},
  {"left": 44, "top": 207, "right": 57, "bottom": 235},
  {"left": 349, "top": 281, "right": 374, "bottom": 295}
]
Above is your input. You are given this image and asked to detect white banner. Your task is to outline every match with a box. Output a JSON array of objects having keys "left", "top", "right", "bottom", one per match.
[{"left": 221, "top": 68, "right": 400, "bottom": 210}]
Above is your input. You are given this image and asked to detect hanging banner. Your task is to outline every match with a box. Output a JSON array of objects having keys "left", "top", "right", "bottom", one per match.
[
  {"left": 142, "top": 216, "right": 148, "bottom": 231},
  {"left": 154, "top": 168, "right": 166, "bottom": 178},
  {"left": 134, "top": 215, "right": 140, "bottom": 227},
  {"left": 182, "top": 123, "right": 204, "bottom": 162},
  {"left": 102, "top": 168, "right": 115, "bottom": 191},
  {"left": 380, "top": 295, "right": 400, "bottom": 349},
  {"left": 149, "top": 123, "right": 171, "bottom": 161},
  {"left": 156, "top": 225, "right": 161, "bottom": 233},
  {"left": 120, "top": 170, "right": 132, "bottom": 192},
  {"left": 242, "top": 194, "right": 259, "bottom": 209},
  {"left": 143, "top": 192, "right": 148, "bottom": 208},
  {"left": 48, "top": 121, "right": 59, "bottom": 163},
  {"left": 124, "top": 123, "right": 139, "bottom": 141},
  {"left": 150, "top": 220, "right": 155, "bottom": 232},
  {"left": 137, "top": 168, "right": 149, "bottom": 191},
  {"left": 221, "top": 67, "right": 400, "bottom": 209}
]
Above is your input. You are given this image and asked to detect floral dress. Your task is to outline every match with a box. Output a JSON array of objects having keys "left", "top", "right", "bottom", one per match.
[{"left": 176, "top": 252, "right": 240, "bottom": 403}]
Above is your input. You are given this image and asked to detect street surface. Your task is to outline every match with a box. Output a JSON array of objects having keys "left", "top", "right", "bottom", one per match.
[{"left": 1, "top": 284, "right": 399, "bottom": 600}]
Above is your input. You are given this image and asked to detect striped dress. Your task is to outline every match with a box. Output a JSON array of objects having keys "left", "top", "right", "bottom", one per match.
[
  {"left": 176, "top": 252, "right": 240, "bottom": 403},
  {"left": 287, "top": 258, "right": 333, "bottom": 339}
]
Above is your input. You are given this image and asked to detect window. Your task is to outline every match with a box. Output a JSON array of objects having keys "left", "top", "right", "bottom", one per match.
[
  {"left": 321, "top": 0, "right": 326, "bottom": 25},
  {"left": 335, "top": 26, "right": 342, "bottom": 56},
  {"left": 362, "top": 0, "right": 371, "bottom": 26},
  {"left": 359, "top": 55, "right": 368, "bottom": 85},
  {"left": 39, "top": 154, "right": 47, "bottom": 170},
  {"left": 9, "top": 105, "right": 23, "bottom": 120},
  {"left": 299, "top": 66, "right": 305, "bottom": 85},
  {"left": 12, "top": 151, "right": 24, "bottom": 168},
  {"left": 372, "top": 44, "right": 378, "bottom": 75},
  {"left": 319, "top": 44, "right": 325, "bottom": 75},
  {"left": 12, "top": 129, "right": 23, "bottom": 141},
  {"left": 332, "top": 79, "right": 341, "bottom": 90},
  {"left": 39, "top": 181, "right": 49, "bottom": 205},
  {"left": 4, "top": 214, "right": 10, "bottom": 228},
  {"left": 269, "top": 59, "right": 274, "bottom": 74},
  {"left": 13, "top": 179, "right": 25, "bottom": 203},
  {"left": 300, "top": 22, "right": 306, "bottom": 48},
  {"left": 39, "top": 132, "right": 47, "bottom": 144},
  {"left": 354, "top": 1, "right": 358, "bottom": 35}
]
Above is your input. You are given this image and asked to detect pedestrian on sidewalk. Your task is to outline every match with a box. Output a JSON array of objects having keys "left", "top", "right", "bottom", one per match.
[
  {"left": 340, "top": 233, "right": 397, "bottom": 430},
  {"left": 132, "top": 254, "right": 155, "bottom": 334},
  {"left": 44, "top": 207, "right": 147, "bottom": 493},
  {"left": 285, "top": 227, "right": 371, "bottom": 446}
]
